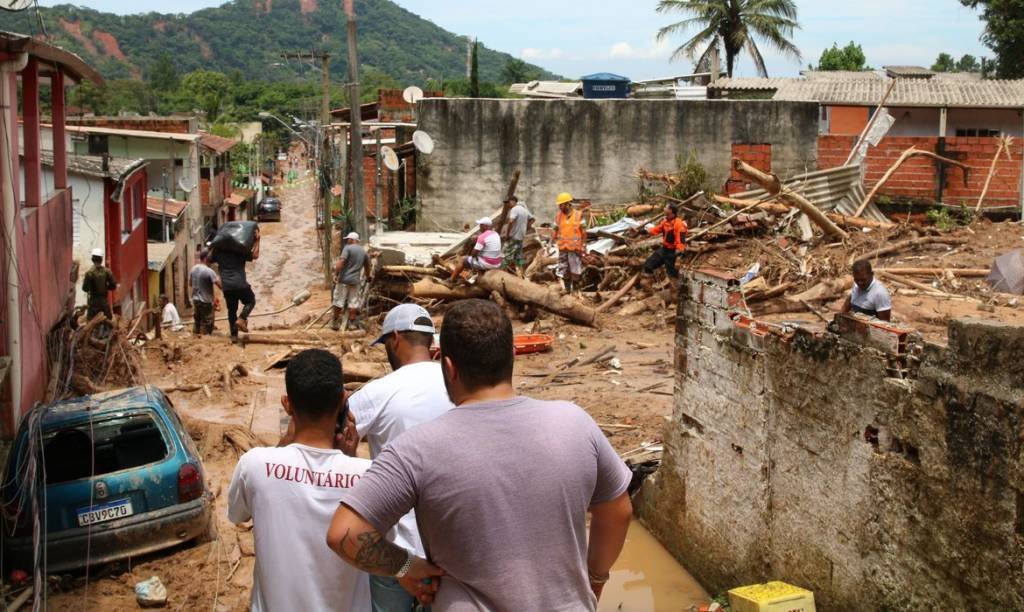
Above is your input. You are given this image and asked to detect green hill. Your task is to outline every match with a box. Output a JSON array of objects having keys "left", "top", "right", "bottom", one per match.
[{"left": 0, "top": 0, "right": 555, "bottom": 84}]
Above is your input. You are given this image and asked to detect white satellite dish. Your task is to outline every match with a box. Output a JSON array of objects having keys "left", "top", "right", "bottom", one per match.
[
  {"left": 380, "top": 146, "right": 400, "bottom": 172},
  {"left": 0, "top": 0, "right": 34, "bottom": 11},
  {"left": 402, "top": 86, "right": 425, "bottom": 104},
  {"left": 178, "top": 178, "right": 197, "bottom": 194},
  {"left": 412, "top": 130, "right": 435, "bottom": 155}
]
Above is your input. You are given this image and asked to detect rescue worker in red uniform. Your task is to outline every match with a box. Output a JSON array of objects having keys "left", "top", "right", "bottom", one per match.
[{"left": 643, "top": 204, "right": 687, "bottom": 279}]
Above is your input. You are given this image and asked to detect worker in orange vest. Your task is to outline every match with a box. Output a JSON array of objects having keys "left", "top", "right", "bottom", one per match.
[
  {"left": 643, "top": 204, "right": 687, "bottom": 280},
  {"left": 554, "top": 192, "right": 587, "bottom": 294}
]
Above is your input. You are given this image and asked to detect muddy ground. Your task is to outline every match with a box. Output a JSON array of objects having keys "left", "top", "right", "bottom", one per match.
[{"left": 45, "top": 176, "right": 1024, "bottom": 610}]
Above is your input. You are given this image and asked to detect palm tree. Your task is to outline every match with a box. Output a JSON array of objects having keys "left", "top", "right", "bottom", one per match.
[{"left": 656, "top": 0, "right": 802, "bottom": 78}]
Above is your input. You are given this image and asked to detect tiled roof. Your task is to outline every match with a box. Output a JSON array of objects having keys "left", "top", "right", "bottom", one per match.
[
  {"left": 146, "top": 196, "right": 188, "bottom": 219},
  {"left": 40, "top": 151, "right": 146, "bottom": 181},
  {"left": 801, "top": 70, "right": 884, "bottom": 81},
  {"left": 199, "top": 132, "right": 239, "bottom": 154},
  {"left": 712, "top": 76, "right": 1024, "bottom": 108}
]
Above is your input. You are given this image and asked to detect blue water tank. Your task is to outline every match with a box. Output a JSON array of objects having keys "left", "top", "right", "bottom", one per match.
[{"left": 581, "top": 73, "right": 631, "bottom": 99}]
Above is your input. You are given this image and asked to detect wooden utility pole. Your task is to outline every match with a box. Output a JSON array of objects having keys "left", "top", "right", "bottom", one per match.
[
  {"left": 281, "top": 50, "right": 334, "bottom": 283},
  {"left": 344, "top": 0, "right": 367, "bottom": 239}
]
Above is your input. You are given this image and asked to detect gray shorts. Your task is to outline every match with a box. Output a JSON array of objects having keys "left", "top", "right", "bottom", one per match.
[
  {"left": 558, "top": 251, "right": 583, "bottom": 276},
  {"left": 333, "top": 283, "right": 362, "bottom": 309}
]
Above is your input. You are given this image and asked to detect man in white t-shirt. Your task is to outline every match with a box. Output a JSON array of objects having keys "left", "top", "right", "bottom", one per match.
[
  {"left": 342, "top": 303, "right": 454, "bottom": 611},
  {"left": 450, "top": 217, "right": 503, "bottom": 281},
  {"left": 228, "top": 349, "right": 372, "bottom": 612},
  {"left": 843, "top": 259, "right": 893, "bottom": 321}
]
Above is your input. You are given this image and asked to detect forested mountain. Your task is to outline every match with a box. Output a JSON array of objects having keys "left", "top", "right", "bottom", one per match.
[{"left": 0, "top": 0, "right": 553, "bottom": 84}]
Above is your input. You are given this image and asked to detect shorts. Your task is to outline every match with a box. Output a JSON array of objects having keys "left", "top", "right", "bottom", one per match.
[
  {"left": 464, "top": 256, "right": 502, "bottom": 271},
  {"left": 503, "top": 240, "right": 525, "bottom": 267},
  {"left": 333, "top": 283, "right": 362, "bottom": 309},
  {"left": 558, "top": 251, "right": 583, "bottom": 277}
]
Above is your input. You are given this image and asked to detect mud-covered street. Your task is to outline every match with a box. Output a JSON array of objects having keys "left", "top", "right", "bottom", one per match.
[{"left": 46, "top": 175, "right": 706, "bottom": 611}]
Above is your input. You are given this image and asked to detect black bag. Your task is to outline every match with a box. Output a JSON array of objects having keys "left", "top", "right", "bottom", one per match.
[{"left": 211, "top": 221, "right": 259, "bottom": 255}]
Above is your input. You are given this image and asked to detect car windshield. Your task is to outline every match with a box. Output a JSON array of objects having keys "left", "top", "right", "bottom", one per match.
[{"left": 42, "top": 413, "right": 169, "bottom": 485}]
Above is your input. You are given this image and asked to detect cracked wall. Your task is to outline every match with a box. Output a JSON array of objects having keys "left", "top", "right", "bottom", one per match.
[{"left": 638, "top": 269, "right": 1024, "bottom": 610}]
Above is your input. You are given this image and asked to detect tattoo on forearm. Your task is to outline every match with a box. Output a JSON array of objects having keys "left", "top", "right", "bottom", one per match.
[{"left": 338, "top": 528, "right": 407, "bottom": 575}]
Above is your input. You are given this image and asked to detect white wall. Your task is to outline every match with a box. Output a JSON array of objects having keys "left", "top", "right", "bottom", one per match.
[
  {"left": 886, "top": 107, "right": 1024, "bottom": 138},
  {"left": 57, "top": 170, "right": 106, "bottom": 307}
]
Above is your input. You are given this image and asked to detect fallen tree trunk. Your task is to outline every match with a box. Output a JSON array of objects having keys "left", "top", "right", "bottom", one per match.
[
  {"left": 745, "top": 281, "right": 796, "bottom": 304},
  {"left": 976, "top": 135, "right": 1014, "bottom": 211},
  {"left": 852, "top": 236, "right": 968, "bottom": 264},
  {"left": 712, "top": 195, "right": 895, "bottom": 230},
  {"left": 793, "top": 276, "right": 853, "bottom": 302},
  {"left": 343, "top": 361, "right": 390, "bottom": 383},
  {"left": 596, "top": 273, "right": 640, "bottom": 313},
  {"left": 380, "top": 265, "right": 443, "bottom": 277},
  {"left": 406, "top": 277, "right": 488, "bottom": 301},
  {"left": 731, "top": 159, "right": 848, "bottom": 239},
  {"left": 609, "top": 236, "right": 660, "bottom": 256},
  {"left": 878, "top": 267, "right": 989, "bottom": 277},
  {"left": 476, "top": 270, "right": 597, "bottom": 326}
]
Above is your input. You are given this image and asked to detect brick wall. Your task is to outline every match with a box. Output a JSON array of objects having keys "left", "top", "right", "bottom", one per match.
[
  {"left": 637, "top": 269, "right": 1024, "bottom": 610},
  {"left": 819, "top": 135, "right": 1023, "bottom": 208},
  {"left": 377, "top": 89, "right": 444, "bottom": 123},
  {"left": 726, "top": 143, "right": 773, "bottom": 194}
]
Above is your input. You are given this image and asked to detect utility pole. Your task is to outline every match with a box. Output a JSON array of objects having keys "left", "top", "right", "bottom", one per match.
[
  {"left": 345, "top": 0, "right": 367, "bottom": 240},
  {"left": 281, "top": 50, "right": 334, "bottom": 283}
]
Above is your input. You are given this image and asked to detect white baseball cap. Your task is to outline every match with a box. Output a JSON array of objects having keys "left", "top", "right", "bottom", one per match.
[
  {"left": 476, "top": 217, "right": 493, "bottom": 226},
  {"left": 372, "top": 304, "right": 436, "bottom": 345},
  {"left": 90, "top": 248, "right": 104, "bottom": 258},
  {"left": 345, "top": 232, "right": 360, "bottom": 241}
]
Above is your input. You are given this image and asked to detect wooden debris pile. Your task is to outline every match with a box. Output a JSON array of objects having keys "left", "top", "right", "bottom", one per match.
[{"left": 47, "top": 311, "right": 143, "bottom": 399}]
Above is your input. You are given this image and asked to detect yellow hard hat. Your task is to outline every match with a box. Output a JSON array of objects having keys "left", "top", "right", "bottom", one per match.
[{"left": 556, "top": 192, "right": 574, "bottom": 206}]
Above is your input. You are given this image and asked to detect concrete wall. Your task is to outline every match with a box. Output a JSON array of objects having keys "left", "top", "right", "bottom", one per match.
[
  {"left": 415, "top": 99, "right": 820, "bottom": 230},
  {"left": 637, "top": 269, "right": 1024, "bottom": 610}
]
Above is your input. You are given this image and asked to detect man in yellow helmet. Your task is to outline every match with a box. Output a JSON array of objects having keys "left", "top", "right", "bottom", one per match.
[{"left": 554, "top": 193, "right": 587, "bottom": 295}]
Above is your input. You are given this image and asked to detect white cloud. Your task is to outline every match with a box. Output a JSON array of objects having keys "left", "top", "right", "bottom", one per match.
[
  {"left": 521, "top": 48, "right": 564, "bottom": 60},
  {"left": 608, "top": 40, "right": 671, "bottom": 60}
]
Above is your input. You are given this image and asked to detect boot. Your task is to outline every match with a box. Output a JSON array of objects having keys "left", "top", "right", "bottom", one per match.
[{"left": 236, "top": 318, "right": 249, "bottom": 333}]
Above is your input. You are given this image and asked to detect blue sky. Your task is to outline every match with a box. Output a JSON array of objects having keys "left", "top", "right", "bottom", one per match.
[{"left": 39, "top": 0, "right": 990, "bottom": 80}]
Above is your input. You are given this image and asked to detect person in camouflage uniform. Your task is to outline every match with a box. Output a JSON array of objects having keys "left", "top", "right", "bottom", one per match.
[{"left": 82, "top": 248, "right": 117, "bottom": 321}]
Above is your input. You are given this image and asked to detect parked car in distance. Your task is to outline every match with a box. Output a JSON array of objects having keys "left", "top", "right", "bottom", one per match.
[
  {"left": 1, "top": 387, "right": 212, "bottom": 573},
  {"left": 256, "top": 197, "right": 282, "bottom": 222}
]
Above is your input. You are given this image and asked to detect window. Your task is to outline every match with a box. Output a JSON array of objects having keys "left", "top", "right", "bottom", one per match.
[
  {"left": 955, "top": 128, "right": 1001, "bottom": 137},
  {"left": 72, "top": 201, "right": 81, "bottom": 246},
  {"left": 121, "top": 190, "right": 132, "bottom": 238},
  {"left": 87, "top": 135, "right": 109, "bottom": 156},
  {"left": 132, "top": 181, "right": 144, "bottom": 229},
  {"left": 42, "top": 413, "right": 169, "bottom": 485}
]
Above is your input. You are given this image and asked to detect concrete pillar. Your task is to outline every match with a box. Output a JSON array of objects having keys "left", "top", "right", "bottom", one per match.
[{"left": 939, "top": 107, "right": 948, "bottom": 138}]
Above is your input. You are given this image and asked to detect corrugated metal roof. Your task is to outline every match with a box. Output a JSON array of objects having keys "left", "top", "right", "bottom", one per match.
[
  {"left": 713, "top": 76, "right": 1024, "bottom": 108},
  {"left": 731, "top": 164, "right": 891, "bottom": 224},
  {"left": 800, "top": 70, "right": 884, "bottom": 81},
  {"left": 146, "top": 196, "right": 187, "bottom": 219}
]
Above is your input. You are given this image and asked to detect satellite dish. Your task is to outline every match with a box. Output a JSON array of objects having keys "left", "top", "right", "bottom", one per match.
[
  {"left": 0, "top": 0, "right": 34, "bottom": 11},
  {"left": 380, "top": 146, "right": 400, "bottom": 172},
  {"left": 178, "top": 178, "right": 197, "bottom": 194},
  {"left": 412, "top": 130, "right": 435, "bottom": 155},
  {"left": 402, "top": 86, "right": 424, "bottom": 104}
]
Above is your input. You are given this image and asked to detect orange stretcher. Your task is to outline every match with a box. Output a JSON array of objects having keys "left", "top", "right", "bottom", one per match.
[{"left": 429, "top": 333, "right": 554, "bottom": 359}]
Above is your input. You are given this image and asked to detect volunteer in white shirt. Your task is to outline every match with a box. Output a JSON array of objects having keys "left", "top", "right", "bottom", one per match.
[
  {"left": 160, "top": 295, "right": 184, "bottom": 331},
  {"left": 228, "top": 349, "right": 372, "bottom": 612},
  {"left": 341, "top": 303, "right": 454, "bottom": 611},
  {"left": 843, "top": 259, "right": 892, "bottom": 321}
]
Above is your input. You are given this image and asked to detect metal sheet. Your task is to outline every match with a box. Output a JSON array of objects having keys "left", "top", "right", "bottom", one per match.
[{"left": 731, "top": 164, "right": 890, "bottom": 224}]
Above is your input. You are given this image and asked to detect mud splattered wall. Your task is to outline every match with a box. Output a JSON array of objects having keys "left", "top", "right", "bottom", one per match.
[
  {"left": 637, "top": 269, "right": 1024, "bottom": 610},
  {"left": 414, "top": 99, "right": 819, "bottom": 231}
]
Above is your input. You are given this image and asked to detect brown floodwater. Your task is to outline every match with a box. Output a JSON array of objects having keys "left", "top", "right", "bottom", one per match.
[{"left": 599, "top": 520, "right": 708, "bottom": 611}]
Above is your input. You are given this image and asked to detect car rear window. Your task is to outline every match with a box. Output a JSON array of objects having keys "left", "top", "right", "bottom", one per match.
[{"left": 42, "top": 413, "right": 169, "bottom": 485}]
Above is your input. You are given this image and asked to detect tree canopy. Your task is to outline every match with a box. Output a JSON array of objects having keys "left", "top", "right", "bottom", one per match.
[
  {"left": 655, "top": 0, "right": 802, "bottom": 77},
  {"left": 960, "top": 0, "right": 1024, "bottom": 78},
  {"left": 932, "top": 52, "right": 983, "bottom": 73},
  {"left": 816, "top": 42, "right": 868, "bottom": 71}
]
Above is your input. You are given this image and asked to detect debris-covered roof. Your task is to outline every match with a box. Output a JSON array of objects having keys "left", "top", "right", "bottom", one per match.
[
  {"left": 199, "top": 132, "right": 239, "bottom": 154},
  {"left": 41, "top": 151, "right": 147, "bottom": 182},
  {"left": 883, "top": 65, "right": 936, "bottom": 79},
  {"left": 712, "top": 76, "right": 1024, "bottom": 108},
  {"left": 509, "top": 81, "right": 583, "bottom": 98},
  {"left": 147, "top": 196, "right": 188, "bottom": 219}
]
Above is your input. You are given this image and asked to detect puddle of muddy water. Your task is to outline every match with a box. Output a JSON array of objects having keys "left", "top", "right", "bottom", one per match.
[{"left": 599, "top": 519, "right": 708, "bottom": 611}]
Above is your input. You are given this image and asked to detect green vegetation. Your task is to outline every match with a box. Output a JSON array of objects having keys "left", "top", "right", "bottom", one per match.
[
  {"left": 0, "top": 0, "right": 554, "bottom": 85},
  {"left": 655, "top": 0, "right": 802, "bottom": 77},
  {"left": 469, "top": 41, "right": 480, "bottom": 98},
  {"left": 927, "top": 205, "right": 974, "bottom": 230},
  {"left": 960, "top": 0, "right": 1024, "bottom": 78},
  {"left": 669, "top": 151, "right": 714, "bottom": 201},
  {"left": 816, "top": 42, "right": 868, "bottom": 71},
  {"left": 931, "top": 52, "right": 984, "bottom": 73}
]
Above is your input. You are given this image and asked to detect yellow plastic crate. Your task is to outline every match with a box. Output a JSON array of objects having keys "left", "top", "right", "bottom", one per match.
[{"left": 727, "top": 581, "right": 816, "bottom": 612}]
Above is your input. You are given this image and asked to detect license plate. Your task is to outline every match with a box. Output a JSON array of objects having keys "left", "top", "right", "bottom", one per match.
[{"left": 77, "top": 499, "right": 134, "bottom": 527}]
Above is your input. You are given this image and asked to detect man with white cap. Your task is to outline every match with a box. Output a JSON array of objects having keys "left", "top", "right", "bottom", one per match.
[
  {"left": 333, "top": 232, "right": 372, "bottom": 331},
  {"left": 340, "top": 303, "right": 453, "bottom": 611},
  {"left": 82, "top": 248, "right": 117, "bottom": 320},
  {"left": 449, "top": 216, "right": 503, "bottom": 282}
]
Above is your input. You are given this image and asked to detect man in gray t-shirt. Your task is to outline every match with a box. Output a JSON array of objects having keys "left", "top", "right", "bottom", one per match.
[
  {"left": 332, "top": 232, "right": 372, "bottom": 331},
  {"left": 188, "top": 250, "right": 221, "bottom": 335},
  {"left": 328, "top": 300, "right": 632, "bottom": 610},
  {"left": 501, "top": 196, "right": 534, "bottom": 274}
]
